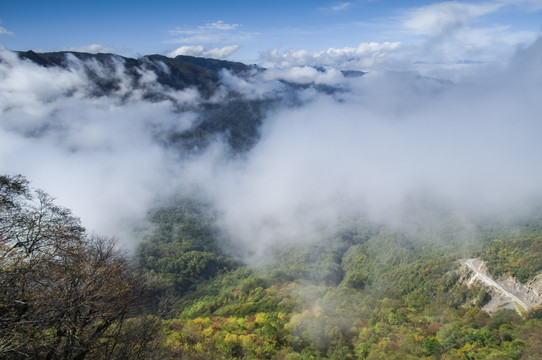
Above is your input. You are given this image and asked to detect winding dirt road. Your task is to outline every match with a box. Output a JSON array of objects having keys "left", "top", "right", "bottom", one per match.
[{"left": 466, "top": 259, "right": 530, "bottom": 312}]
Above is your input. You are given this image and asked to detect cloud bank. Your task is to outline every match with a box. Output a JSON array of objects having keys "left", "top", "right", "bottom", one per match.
[
  {"left": 260, "top": 42, "right": 401, "bottom": 69},
  {"left": 0, "top": 50, "right": 197, "bottom": 249},
  {"left": 256, "top": 1, "right": 540, "bottom": 80},
  {"left": 168, "top": 45, "right": 240, "bottom": 59},
  {"left": 65, "top": 44, "right": 118, "bottom": 54},
  {"left": 1, "top": 36, "right": 542, "bottom": 259},
  {"left": 168, "top": 20, "right": 252, "bottom": 45},
  {"left": 404, "top": 2, "right": 503, "bottom": 37},
  {"left": 185, "top": 40, "right": 542, "bottom": 258}
]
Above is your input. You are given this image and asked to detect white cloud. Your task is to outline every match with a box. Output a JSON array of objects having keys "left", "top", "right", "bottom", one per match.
[
  {"left": 0, "top": 49, "right": 200, "bottom": 249},
  {"left": 206, "top": 20, "right": 239, "bottom": 30},
  {"left": 259, "top": 42, "right": 401, "bottom": 68},
  {"left": 66, "top": 44, "right": 116, "bottom": 54},
  {"left": 391, "top": 1, "right": 542, "bottom": 79},
  {"left": 0, "top": 21, "right": 13, "bottom": 35},
  {"left": 318, "top": 1, "right": 355, "bottom": 13},
  {"left": 167, "top": 44, "right": 240, "bottom": 59},
  {"left": 168, "top": 21, "right": 252, "bottom": 45},
  {"left": 2, "top": 34, "right": 542, "bottom": 261},
  {"left": 404, "top": 1, "right": 503, "bottom": 37},
  {"left": 262, "top": 66, "right": 344, "bottom": 85},
  {"left": 321, "top": 2, "right": 355, "bottom": 12},
  {"left": 410, "top": 24, "right": 538, "bottom": 72},
  {"left": 183, "top": 38, "right": 542, "bottom": 259},
  {"left": 218, "top": 69, "right": 285, "bottom": 99}
]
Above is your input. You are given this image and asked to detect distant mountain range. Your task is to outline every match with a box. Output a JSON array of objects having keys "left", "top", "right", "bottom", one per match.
[
  {"left": 16, "top": 50, "right": 365, "bottom": 96},
  {"left": 17, "top": 50, "right": 257, "bottom": 97},
  {"left": 14, "top": 51, "right": 365, "bottom": 153},
  {"left": 14, "top": 51, "right": 272, "bottom": 152}
]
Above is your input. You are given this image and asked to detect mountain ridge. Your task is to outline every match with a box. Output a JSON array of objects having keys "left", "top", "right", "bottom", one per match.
[{"left": 16, "top": 50, "right": 257, "bottom": 96}]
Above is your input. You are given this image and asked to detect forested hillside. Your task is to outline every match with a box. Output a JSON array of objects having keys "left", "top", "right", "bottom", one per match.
[
  {"left": 4, "top": 174, "right": 540, "bottom": 359},
  {"left": 132, "top": 198, "right": 542, "bottom": 359}
]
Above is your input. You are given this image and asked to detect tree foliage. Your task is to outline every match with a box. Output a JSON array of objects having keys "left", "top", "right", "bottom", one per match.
[
  {"left": 4, "top": 174, "right": 542, "bottom": 359},
  {"left": 483, "top": 235, "right": 542, "bottom": 283},
  {"left": 131, "top": 202, "right": 542, "bottom": 359},
  {"left": 136, "top": 199, "right": 237, "bottom": 296}
]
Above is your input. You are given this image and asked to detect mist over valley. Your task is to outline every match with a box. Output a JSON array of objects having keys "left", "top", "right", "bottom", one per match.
[{"left": 2, "top": 41, "right": 542, "bottom": 257}]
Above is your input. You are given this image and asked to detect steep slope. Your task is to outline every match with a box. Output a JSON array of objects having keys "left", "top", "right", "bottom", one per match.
[{"left": 464, "top": 259, "right": 535, "bottom": 313}]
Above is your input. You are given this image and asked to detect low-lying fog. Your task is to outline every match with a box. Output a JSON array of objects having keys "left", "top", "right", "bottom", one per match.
[{"left": 1, "top": 37, "right": 541, "bottom": 257}]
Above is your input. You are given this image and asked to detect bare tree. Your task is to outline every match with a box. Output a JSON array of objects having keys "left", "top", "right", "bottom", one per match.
[{"left": 0, "top": 175, "right": 156, "bottom": 360}]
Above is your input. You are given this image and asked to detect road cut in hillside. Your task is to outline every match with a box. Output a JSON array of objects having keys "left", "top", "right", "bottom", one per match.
[{"left": 466, "top": 258, "right": 530, "bottom": 312}]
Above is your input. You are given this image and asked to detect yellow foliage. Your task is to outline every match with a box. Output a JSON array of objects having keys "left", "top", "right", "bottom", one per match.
[
  {"left": 255, "top": 313, "right": 266, "bottom": 325},
  {"left": 225, "top": 317, "right": 238, "bottom": 325},
  {"left": 224, "top": 333, "right": 239, "bottom": 343},
  {"left": 201, "top": 327, "right": 214, "bottom": 337},
  {"left": 236, "top": 317, "right": 246, "bottom": 328},
  {"left": 287, "top": 310, "right": 309, "bottom": 330},
  {"left": 164, "top": 334, "right": 182, "bottom": 350},
  {"left": 193, "top": 342, "right": 204, "bottom": 353},
  {"left": 239, "top": 333, "right": 257, "bottom": 346},
  {"left": 458, "top": 342, "right": 477, "bottom": 356},
  {"left": 192, "top": 317, "right": 210, "bottom": 327}
]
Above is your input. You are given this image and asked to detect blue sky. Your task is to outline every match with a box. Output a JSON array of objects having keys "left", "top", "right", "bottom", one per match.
[{"left": 1, "top": 0, "right": 541, "bottom": 69}]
